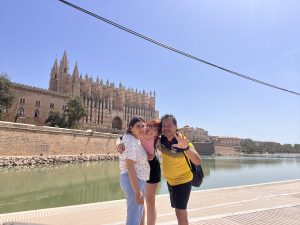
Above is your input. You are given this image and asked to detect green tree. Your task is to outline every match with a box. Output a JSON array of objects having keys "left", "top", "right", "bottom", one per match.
[
  {"left": 45, "top": 111, "right": 65, "bottom": 127},
  {"left": 241, "top": 139, "right": 257, "bottom": 153},
  {"left": 0, "top": 73, "right": 15, "bottom": 120},
  {"left": 294, "top": 144, "right": 300, "bottom": 153},
  {"left": 64, "top": 96, "right": 86, "bottom": 128}
]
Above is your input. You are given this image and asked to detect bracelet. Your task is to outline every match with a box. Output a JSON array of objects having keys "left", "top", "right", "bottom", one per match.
[{"left": 183, "top": 145, "right": 190, "bottom": 151}]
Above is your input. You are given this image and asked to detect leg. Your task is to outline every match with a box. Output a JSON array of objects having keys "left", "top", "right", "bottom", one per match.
[
  {"left": 146, "top": 183, "right": 159, "bottom": 225},
  {"left": 175, "top": 208, "right": 188, "bottom": 225},
  {"left": 139, "top": 178, "right": 147, "bottom": 225},
  {"left": 120, "top": 174, "right": 145, "bottom": 225},
  {"left": 167, "top": 182, "right": 192, "bottom": 225},
  {"left": 140, "top": 208, "right": 145, "bottom": 225}
]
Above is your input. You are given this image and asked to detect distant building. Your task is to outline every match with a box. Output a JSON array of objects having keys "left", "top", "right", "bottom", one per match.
[
  {"left": 216, "top": 136, "right": 241, "bottom": 147},
  {"left": 178, "top": 125, "right": 210, "bottom": 142},
  {"left": 4, "top": 51, "right": 159, "bottom": 130}
]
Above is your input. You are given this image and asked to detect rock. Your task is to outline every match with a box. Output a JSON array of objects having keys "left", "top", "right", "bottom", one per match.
[{"left": 0, "top": 154, "right": 119, "bottom": 167}]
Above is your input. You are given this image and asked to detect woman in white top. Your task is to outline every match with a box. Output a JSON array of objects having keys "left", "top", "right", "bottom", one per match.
[{"left": 119, "top": 117, "right": 150, "bottom": 225}]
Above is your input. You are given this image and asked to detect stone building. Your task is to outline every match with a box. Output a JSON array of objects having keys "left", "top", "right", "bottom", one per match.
[
  {"left": 178, "top": 125, "right": 210, "bottom": 142},
  {"left": 215, "top": 136, "right": 241, "bottom": 147},
  {"left": 4, "top": 51, "right": 159, "bottom": 130}
]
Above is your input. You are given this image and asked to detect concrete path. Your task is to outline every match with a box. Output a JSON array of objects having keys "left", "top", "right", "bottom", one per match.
[{"left": 0, "top": 179, "right": 299, "bottom": 225}]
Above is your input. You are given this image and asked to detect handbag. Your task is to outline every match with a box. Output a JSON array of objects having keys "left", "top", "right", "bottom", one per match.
[{"left": 183, "top": 152, "right": 204, "bottom": 187}]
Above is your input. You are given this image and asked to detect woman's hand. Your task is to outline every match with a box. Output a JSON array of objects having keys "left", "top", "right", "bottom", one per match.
[
  {"left": 135, "top": 190, "right": 144, "bottom": 205},
  {"left": 117, "top": 143, "right": 125, "bottom": 154},
  {"left": 172, "top": 132, "right": 189, "bottom": 149},
  {"left": 147, "top": 153, "right": 155, "bottom": 161}
]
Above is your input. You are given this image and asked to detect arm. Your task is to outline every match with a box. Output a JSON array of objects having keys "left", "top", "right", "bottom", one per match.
[
  {"left": 125, "top": 159, "right": 144, "bottom": 205},
  {"left": 185, "top": 143, "right": 201, "bottom": 165},
  {"left": 155, "top": 137, "right": 162, "bottom": 152},
  {"left": 147, "top": 137, "right": 160, "bottom": 160},
  {"left": 147, "top": 153, "right": 155, "bottom": 160}
]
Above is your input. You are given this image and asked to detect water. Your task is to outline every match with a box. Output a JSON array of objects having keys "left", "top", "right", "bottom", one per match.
[{"left": 0, "top": 155, "right": 299, "bottom": 214}]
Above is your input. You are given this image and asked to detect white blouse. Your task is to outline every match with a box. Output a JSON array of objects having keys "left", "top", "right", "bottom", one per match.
[{"left": 119, "top": 134, "right": 150, "bottom": 181}]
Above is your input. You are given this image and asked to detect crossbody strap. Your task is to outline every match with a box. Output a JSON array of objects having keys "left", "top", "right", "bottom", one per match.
[{"left": 183, "top": 152, "right": 193, "bottom": 172}]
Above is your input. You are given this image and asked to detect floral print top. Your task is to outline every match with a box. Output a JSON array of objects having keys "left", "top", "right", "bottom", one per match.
[{"left": 119, "top": 134, "right": 150, "bottom": 181}]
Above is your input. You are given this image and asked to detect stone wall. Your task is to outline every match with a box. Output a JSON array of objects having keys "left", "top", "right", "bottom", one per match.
[
  {"left": 214, "top": 144, "right": 240, "bottom": 156},
  {"left": 0, "top": 121, "right": 120, "bottom": 156},
  {"left": 193, "top": 142, "right": 215, "bottom": 156}
]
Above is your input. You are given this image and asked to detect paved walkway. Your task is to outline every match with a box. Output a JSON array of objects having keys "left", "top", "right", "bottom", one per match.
[{"left": 0, "top": 179, "right": 299, "bottom": 225}]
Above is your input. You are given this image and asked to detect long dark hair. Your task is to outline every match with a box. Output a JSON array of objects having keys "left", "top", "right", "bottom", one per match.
[{"left": 126, "top": 117, "right": 145, "bottom": 134}]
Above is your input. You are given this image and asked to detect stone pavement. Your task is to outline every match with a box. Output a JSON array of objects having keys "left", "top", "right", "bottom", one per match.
[{"left": 0, "top": 179, "right": 299, "bottom": 225}]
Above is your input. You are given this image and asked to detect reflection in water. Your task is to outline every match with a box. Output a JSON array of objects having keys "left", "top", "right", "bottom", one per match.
[
  {"left": 0, "top": 155, "right": 299, "bottom": 213},
  {"left": 204, "top": 156, "right": 282, "bottom": 172},
  {"left": 0, "top": 162, "right": 123, "bottom": 213},
  {"left": 198, "top": 156, "right": 300, "bottom": 191}
]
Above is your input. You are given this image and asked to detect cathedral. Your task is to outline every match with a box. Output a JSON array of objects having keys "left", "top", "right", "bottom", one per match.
[{"left": 4, "top": 51, "right": 159, "bottom": 131}]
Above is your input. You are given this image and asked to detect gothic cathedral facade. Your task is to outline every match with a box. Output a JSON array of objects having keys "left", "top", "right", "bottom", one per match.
[{"left": 4, "top": 51, "right": 159, "bottom": 131}]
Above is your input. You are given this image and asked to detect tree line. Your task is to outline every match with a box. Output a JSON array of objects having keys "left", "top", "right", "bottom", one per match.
[{"left": 240, "top": 139, "right": 300, "bottom": 154}]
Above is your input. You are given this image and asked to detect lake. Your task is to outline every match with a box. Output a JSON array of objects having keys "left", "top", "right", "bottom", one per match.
[{"left": 0, "top": 155, "right": 299, "bottom": 214}]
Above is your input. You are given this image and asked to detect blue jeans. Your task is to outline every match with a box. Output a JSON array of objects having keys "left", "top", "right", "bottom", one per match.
[{"left": 120, "top": 173, "right": 146, "bottom": 225}]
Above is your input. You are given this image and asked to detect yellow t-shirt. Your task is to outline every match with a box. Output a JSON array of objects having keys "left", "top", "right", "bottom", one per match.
[{"left": 157, "top": 136, "right": 193, "bottom": 186}]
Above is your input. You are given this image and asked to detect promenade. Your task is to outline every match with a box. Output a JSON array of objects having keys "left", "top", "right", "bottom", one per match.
[{"left": 0, "top": 179, "right": 299, "bottom": 225}]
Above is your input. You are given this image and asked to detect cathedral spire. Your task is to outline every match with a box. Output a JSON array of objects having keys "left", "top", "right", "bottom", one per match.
[
  {"left": 49, "top": 58, "right": 59, "bottom": 91},
  {"left": 50, "top": 58, "right": 58, "bottom": 78},
  {"left": 62, "top": 50, "right": 68, "bottom": 63},
  {"left": 72, "top": 62, "right": 79, "bottom": 81},
  {"left": 59, "top": 50, "right": 69, "bottom": 74},
  {"left": 53, "top": 58, "right": 58, "bottom": 69},
  {"left": 72, "top": 62, "right": 80, "bottom": 97}
]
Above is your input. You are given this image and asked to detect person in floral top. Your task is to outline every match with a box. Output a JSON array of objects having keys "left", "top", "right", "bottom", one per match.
[{"left": 119, "top": 117, "right": 150, "bottom": 225}]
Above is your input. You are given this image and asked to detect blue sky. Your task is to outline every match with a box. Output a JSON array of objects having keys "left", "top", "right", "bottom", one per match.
[{"left": 1, "top": 0, "right": 299, "bottom": 144}]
